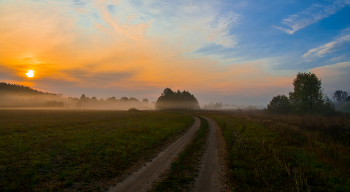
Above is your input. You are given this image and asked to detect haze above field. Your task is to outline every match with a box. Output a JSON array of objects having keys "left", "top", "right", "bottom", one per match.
[{"left": 1, "top": 0, "right": 350, "bottom": 106}]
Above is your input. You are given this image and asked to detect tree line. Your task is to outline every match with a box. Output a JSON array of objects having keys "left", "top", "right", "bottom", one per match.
[
  {"left": 267, "top": 72, "right": 350, "bottom": 115},
  {"left": 74, "top": 94, "right": 150, "bottom": 109},
  {"left": 0, "top": 82, "right": 152, "bottom": 109},
  {"left": 0, "top": 82, "right": 61, "bottom": 96}
]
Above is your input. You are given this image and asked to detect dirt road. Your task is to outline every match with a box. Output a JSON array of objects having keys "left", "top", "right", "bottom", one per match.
[
  {"left": 108, "top": 117, "right": 201, "bottom": 192},
  {"left": 194, "top": 117, "right": 222, "bottom": 192}
]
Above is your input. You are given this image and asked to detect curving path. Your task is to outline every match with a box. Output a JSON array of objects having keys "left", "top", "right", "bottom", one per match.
[
  {"left": 194, "top": 116, "right": 222, "bottom": 192},
  {"left": 108, "top": 117, "right": 201, "bottom": 192}
]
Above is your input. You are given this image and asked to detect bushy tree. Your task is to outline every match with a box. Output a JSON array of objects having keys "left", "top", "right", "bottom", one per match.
[
  {"left": 106, "top": 96, "right": 117, "bottom": 102},
  {"left": 267, "top": 95, "right": 292, "bottom": 113},
  {"left": 285, "top": 72, "right": 336, "bottom": 115},
  {"left": 289, "top": 72, "right": 325, "bottom": 114},
  {"left": 129, "top": 97, "right": 139, "bottom": 102},
  {"left": 80, "top": 94, "right": 86, "bottom": 101},
  {"left": 156, "top": 88, "right": 200, "bottom": 110},
  {"left": 332, "top": 90, "right": 349, "bottom": 102}
]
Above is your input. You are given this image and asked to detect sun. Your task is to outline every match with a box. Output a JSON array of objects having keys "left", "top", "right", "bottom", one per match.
[{"left": 26, "top": 70, "right": 35, "bottom": 78}]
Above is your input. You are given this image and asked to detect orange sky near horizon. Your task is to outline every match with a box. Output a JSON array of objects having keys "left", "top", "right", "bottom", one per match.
[{"left": 3, "top": 0, "right": 338, "bottom": 105}]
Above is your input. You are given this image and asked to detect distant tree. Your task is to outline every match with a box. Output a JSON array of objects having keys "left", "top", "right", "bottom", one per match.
[
  {"left": 214, "top": 102, "right": 223, "bottom": 109},
  {"left": 120, "top": 97, "right": 129, "bottom": 102},
  {"left": 155, "top": 88, "right": 200, "bottom": 110},
  {"left": 346, "top": 96, "right": 350, "bottom": 102},
  {"left": 129, "top": 97, "right": 139, "bottom": 102},
  {"left": 325, "top": 95, "right": 332, "bottom": 104},
  {"left": 204, "top": 102, "right": 223, "bottom": 110},
  {"left": 90, "top": 96, "right": 98, "bottom": 105},
  {"left": 267, "top": 95, "right": 292, "bottom": 113},
  {"left": 162, "top": 88, "right": 174, "bottom": 97},
  {"left": 176, "top": 90, "right": 181, "bottom": 96},
  {"left": 289, "top": 72, "right": 325, "bottom": 114},
  {"left": 247, "top": 105, "right": 257, "bottom": 111},
  {"left": 332, "top": 90, "right": 349, "bottom": 102},
  {"left": 58, "top": 101, "right": 64, "bottom": 107},
  {"left": 106, "top": 97, "right": 117, "bottom": 102},
  {"left": 207, "top": 102, "right": 214, "bottom": 109},
  {"left": 80, "top": 94, "right": 86, "bottom": 101},
  {"left": 142, "top": 98, "right": 149, "bottom": 104}
]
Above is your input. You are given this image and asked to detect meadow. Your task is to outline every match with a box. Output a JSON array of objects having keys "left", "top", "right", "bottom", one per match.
[
  {"left": 205, "top": 111, "right": 350, "bottom": 192},
  {"left": 0, "top": 109, "right": 194, "bottom": 191},
  {"left": 2, "top": 109, "right": 350, "bottom": 192}
]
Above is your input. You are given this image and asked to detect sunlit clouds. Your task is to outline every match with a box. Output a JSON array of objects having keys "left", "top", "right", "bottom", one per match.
[{"left": 0, "top": 0, "right": 349, "bottom": 105}]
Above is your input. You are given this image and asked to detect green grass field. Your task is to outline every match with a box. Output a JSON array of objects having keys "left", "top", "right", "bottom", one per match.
[
  {"left": 209, "top": 113, "right": 350, "bottom": 192},
  {"left": 0, "top": 109, "right": 194, "bottom": 191}
]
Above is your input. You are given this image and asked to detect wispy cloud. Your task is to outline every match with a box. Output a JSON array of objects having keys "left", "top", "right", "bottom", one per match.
[
  {"left": 311, "top": 61, "right": 350, "bottom": 76},
  {"left": 303, "top": 30, "right": 350, "bottom": 58},
  {"left": 92, "top": 0, "right": 239, "bottom": 49},
  {"left": 274, "top": 0, "right": 350, "bottom": 34},
  {"left": 311, "top": 61, "right": 350, "bottom": 90}
]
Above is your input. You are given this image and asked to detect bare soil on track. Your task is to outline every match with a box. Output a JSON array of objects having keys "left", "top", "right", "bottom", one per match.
[
  {"left": 108, "top": 117, "right": 201, "bottom": 192},
  {"left": 193, "top": 117, "right": 223, "bottom": 192}
]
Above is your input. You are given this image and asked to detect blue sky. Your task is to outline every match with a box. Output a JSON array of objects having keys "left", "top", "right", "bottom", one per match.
[{"left": 0, "top": 0, "right": 350, "bottom": 106}]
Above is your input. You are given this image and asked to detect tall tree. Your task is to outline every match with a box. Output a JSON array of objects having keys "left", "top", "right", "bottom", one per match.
[{"left": 289, "top": 72, "right": 325, "bottom": 114}]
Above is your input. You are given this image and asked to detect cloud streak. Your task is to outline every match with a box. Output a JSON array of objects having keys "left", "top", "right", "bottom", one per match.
[
  {"left": 274, "top": 0, "right": 350, "bottom": 34},
  {"left": 303, "top": 30, "right": 350, "bottom": 58},
  {"left": 310, "top": 61, "right": 350, "bottom": 91},
  {"left": 95, "top": 0, "right": 239, "bottom": 49}
]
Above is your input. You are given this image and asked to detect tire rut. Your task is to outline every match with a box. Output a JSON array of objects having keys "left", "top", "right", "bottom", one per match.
[
  {"left": 193, "top": 117, "right": 222, "bottom": 192},
  {"left": 108, "top": 117, "right": 201, "bottom": 192}
]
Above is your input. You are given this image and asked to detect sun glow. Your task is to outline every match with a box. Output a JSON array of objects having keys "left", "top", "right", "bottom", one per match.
[{"left": 26, "top": 70, "right": 34, "bottom": 78}]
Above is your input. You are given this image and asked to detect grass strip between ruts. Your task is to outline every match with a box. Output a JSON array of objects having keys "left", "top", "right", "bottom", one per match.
[{"left": 151, "top": 116, "right": 209, "bottom": 191}]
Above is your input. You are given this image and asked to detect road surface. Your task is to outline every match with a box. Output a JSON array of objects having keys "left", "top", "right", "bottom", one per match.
[
  {"left": 108, "top": 117, "right": 201, "bottom": 192},
  {"left": 194, "top": 117, "right": 222, "bottom": 192}
]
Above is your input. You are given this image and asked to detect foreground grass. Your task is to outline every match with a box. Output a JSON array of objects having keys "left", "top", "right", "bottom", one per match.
[
  {"left": 210, "top": 114, "right": 350, "bottom": 192},
  {"left": 0, "top": 109, "right": 194, "bottom": 191},
  {"left": 151, "top": 116, "right": 209, "bottom": 192}
]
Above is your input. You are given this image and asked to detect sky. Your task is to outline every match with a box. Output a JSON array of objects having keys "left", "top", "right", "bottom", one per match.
[{"left": 1, "top": 0, "right": 350, "bottom": 106}]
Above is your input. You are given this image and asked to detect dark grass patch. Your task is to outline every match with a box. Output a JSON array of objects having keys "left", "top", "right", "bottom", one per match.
[
  {"left": 0, "top": 110, "right": 194, "bottom": 191},
  {"left": 210, "top": 115, "right": 350, "bottom": 192},
  {"left": 151, "top": 116, "right": 209, "bottom": 192}
]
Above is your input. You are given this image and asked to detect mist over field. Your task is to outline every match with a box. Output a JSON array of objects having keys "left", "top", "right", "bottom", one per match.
[{"left": 0, "top": 82, "right": 154, "bottom": 110}]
